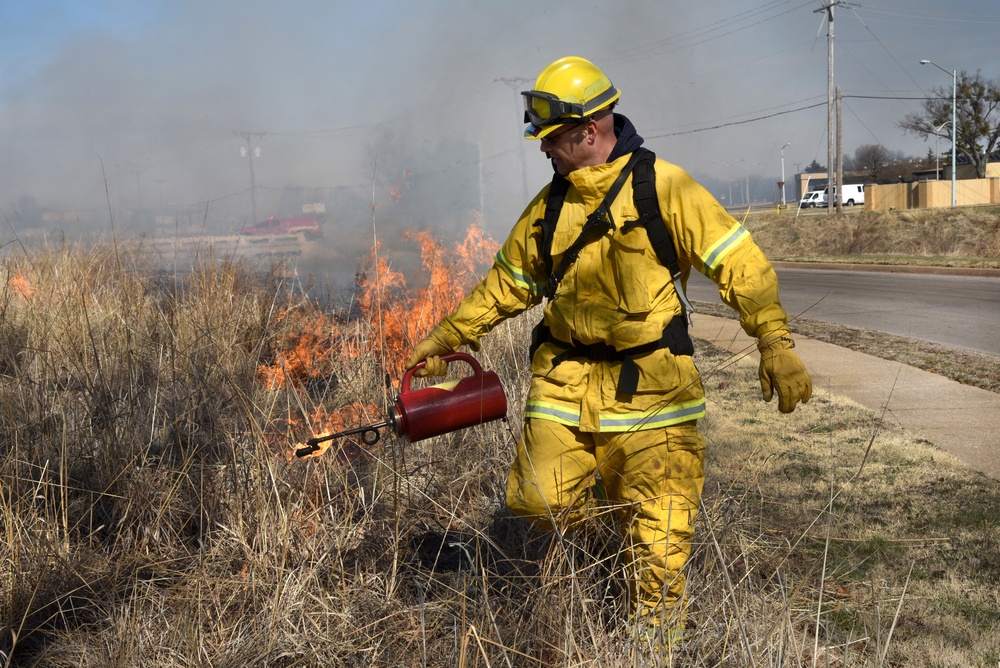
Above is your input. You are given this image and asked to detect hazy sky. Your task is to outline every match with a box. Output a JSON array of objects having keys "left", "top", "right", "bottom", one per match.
[{"left": 2, "top": 0, "right": 999, "bottom": 240}]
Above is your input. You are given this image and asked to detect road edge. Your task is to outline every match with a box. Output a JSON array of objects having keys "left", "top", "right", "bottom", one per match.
[{"left": 772, "top": 261, "right": 1000, "bottom": 278}]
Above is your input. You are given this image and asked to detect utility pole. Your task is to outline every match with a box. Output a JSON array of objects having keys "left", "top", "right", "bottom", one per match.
[
  {"left": 816, "top": 2, "right": 836, "bottom": 213},
  {"left": 477, "top": 141, "right": 486, "bottom": 224},
  {"left": 815, "top": 2, "right": 854, "bottom": 214},
  {"left": 128, "top": 161, "right": 146, "bottom": 211},
  {"left": 495, "top": 77, "right": 534, "bottom": 204},
  {"left": 236, "top": 131, "right": 265, "bottom": 223},
  {"left": 779, "top": 142, "right": 790, "bottom": 208},
  {"left": 836, "top": 87, "right": 843, "bottom": 214}
]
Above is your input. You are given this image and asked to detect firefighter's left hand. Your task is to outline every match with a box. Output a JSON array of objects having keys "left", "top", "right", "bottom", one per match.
[
  {"left": 406, "top": 333, "right": 452, "bottom": 377},
  {"left": 758, "top": 331, "right": 812, "bottom": 413}
]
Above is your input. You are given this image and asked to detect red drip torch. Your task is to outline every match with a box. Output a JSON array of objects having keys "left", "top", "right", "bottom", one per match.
[{"left": 295, "top": 352, "right": 508, "bottom": 458}]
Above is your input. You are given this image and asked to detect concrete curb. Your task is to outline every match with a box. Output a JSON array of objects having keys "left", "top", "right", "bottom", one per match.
[
  {"left": 772, "top": 261, "right": 1000, "bottom": 278},
  {"left": 690, "top": 314, "right": 1000, "bottom": 480}
]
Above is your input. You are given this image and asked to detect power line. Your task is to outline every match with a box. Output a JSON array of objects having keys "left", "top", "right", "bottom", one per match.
[
  {"left": 603, "top": 0, "right": 815, "bottom": 68},
  {"left": 858, "top": 5, "right": 1000, "bottom": 28},
  {"left": 847, "top": 6, "right": 925, "bottom": 96},
  {"left": 645, "top": 92, "right": 941, "bottom": 140},
  {"left": 646, "top": 101, "right": 827, "bottom": 138},
  {"left": 843, "top": 94, "right": 937, "bottom": 100}
]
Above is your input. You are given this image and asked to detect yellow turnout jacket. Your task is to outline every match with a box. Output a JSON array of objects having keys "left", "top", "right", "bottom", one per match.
[{"left": 433, "top": 152, "right": 789, "bottom": 433}]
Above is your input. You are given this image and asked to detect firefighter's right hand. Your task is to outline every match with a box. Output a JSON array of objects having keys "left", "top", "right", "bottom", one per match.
[
  {"left": 406, "top": 335, "right": 452, "bottom": 377},
  {"left": 757, "top": 329, "right": 812, "bottom": 413}
]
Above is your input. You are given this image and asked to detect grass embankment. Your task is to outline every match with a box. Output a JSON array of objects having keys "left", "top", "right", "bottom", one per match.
[
  {"left": 0, "top": 223, "right": 998, "bottom": 667},
  {"left": 730, "top": 206, "right": 1000, "bottom": 394},
  {"left": 745, "top": 205, "right": 1000, "bottom": 269}
]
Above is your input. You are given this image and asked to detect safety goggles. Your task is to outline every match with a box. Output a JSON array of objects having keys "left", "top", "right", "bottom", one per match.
[
  {"left": 522, "top": 90, "right": 586, "bottom": 127},
  {"left": 522, "top": 86, "right": 619, "bottom": 128}
]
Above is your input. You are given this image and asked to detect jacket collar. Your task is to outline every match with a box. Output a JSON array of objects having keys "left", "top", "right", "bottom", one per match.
[{"left": 607, "top": 113, "right": 644, "bottom": 162}]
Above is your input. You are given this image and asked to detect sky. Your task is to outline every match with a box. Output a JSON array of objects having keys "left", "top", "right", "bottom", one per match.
[{"left": 2, "top": 0, "right": 999, "bottom": 251}]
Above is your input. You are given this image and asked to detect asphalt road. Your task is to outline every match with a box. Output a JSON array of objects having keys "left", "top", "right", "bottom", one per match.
[{"left": 686, "top": 266, "right": 1000, "bottom": 356}]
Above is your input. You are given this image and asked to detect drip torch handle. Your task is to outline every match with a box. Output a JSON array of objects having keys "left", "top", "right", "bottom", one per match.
[{"left": 400, "top": 351, "right": 482, "bottom": 396}]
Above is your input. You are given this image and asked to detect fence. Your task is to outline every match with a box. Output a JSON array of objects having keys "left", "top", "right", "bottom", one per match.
[{"left": 864, "top": 177, "right": 1000, "bottom": 211}]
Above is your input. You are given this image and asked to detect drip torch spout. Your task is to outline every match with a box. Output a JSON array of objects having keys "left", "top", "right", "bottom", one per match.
[{"left": 295, "top": 420, "right": 392, "bottom": 458}]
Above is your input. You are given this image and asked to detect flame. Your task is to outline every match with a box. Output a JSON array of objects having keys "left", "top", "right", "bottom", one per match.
[
  {"left": 258, "top": 220, "right": 498, "bottom": 459},
  {"left": 388, "top": 168, "right": 411, "bottom": 202},
  {"left": 258, "top": 310, "right": 341, "bottom": 391},
  {"left": 8, "top": 273, "right": 35, "bottom": 300},
  {"left": 356, "top": 220, "right": 498, "bottom": 376}
]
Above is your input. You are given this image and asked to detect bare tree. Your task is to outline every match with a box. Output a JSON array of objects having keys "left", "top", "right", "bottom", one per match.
[
  {"left": 899, "top": 70, "right": 1000, "bottom": 178},
  {"left": 853, "top": 144, "right": 890, "bottom": 181}
]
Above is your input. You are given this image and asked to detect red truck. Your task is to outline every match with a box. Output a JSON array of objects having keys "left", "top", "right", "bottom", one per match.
[{"left": 241, "top": 216, "right": 322, "bottom": 240}]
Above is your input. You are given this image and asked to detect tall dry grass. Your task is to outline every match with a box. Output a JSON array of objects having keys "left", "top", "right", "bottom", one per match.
[
  {"left": 1, "top": 238, "right": 997, "bottom": 667},
  {"left": 747, "top": 206, "right": 1000, "bottom": 264}
]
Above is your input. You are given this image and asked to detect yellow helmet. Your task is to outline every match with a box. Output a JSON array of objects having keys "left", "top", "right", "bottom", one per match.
[{"left": 522, "top": 56, "right": 620, "bottom": 140}]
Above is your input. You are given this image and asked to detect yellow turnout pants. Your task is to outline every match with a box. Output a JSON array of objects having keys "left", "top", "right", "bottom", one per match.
[{"left": 506, "top": 418, "right": 706, "bottom": 623}]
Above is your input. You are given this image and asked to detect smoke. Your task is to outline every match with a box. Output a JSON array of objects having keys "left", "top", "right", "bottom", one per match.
[{"left": 2, "top": 0, "right": 998, "bottom": 285}]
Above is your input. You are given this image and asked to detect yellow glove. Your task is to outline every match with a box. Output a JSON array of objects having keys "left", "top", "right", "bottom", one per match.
[
  {"left": 405, "top": 329, "right": 454, "bottom": 377},
  {"left": 757, "top": 329, "right": 812, "bottom": 413}
]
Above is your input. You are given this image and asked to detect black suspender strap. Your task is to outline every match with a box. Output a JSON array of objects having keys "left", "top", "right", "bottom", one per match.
[
  {"left": 628, "top": 149, "right": 696, "bottom": 324},
  {"left": 533, "top": 173, "right": 569, "bottom": 297},
  {"left": 543, "top": 149, "right": 644, "bottom": 299}
]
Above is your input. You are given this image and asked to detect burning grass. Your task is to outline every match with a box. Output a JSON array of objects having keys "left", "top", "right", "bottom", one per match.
[{"left": 1, "top": 232, "right": 999, "bottom": 667}]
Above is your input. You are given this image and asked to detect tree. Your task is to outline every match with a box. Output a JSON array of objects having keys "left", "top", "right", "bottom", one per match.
[
  {"left": 804, "top": 159, "right": 826, "bottom": 174},
  {"left": 899, "top": 70, "right": 1000, "bottom": 178},
  {"left": 853, "top": 144, "right": 891, "bottom": 181}
]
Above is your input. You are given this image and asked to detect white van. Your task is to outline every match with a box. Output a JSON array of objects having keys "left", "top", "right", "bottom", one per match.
[
  {"left": 800, "top": 190, "right": 824, "bottom": 208},
  {"left": 801, "top": 185, "right": 865, "bottom": 208},
  {"left": 835, "top": 184, "right": 865, "bottom": 206}
]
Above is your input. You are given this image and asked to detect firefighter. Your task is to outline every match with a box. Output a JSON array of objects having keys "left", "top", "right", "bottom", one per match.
[{"left": 406, "top": 56, "right": 811, "bottom": 646}]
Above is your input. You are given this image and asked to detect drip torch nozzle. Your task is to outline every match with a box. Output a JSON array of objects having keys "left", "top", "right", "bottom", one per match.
[{"left": 295, "top": 420, "right": 391, "bottom": 458}]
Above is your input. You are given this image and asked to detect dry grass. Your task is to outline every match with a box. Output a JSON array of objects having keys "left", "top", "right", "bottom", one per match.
[
  {"left": 1, "top": 240, "right": 999, "bottom": 667},
  {"left": 745, "top": 206, "right": 1000, "bottom": 268}
]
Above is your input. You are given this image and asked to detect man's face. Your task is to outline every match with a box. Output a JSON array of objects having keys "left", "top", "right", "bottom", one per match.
[{"left": 539, "top": 122, "right": 590, "bottom": 176}]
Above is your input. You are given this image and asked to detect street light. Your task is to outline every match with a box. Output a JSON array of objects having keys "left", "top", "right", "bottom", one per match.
[
  {"left": 920, "top": 59, "right": 957, "bottom": 208},
  {"left": 780, "top": 142, "right": 791, "bottom": 207},
  {"left": 744, "top": 162, "right": 762, "bottom": 207},
  {"left": 744, "top": 162, "right": 749, "bottom": 206},
  {"left": 721, "top": 161, "right": 735, "bottom": 208}
]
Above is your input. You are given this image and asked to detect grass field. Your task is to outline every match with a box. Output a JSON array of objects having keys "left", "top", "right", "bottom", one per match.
[
  {"left": 1, "top": 208, "right": 998, "bottom": 666},
  {"left": 747, "top": 205, "right": 1000, "bottom": 269}
]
